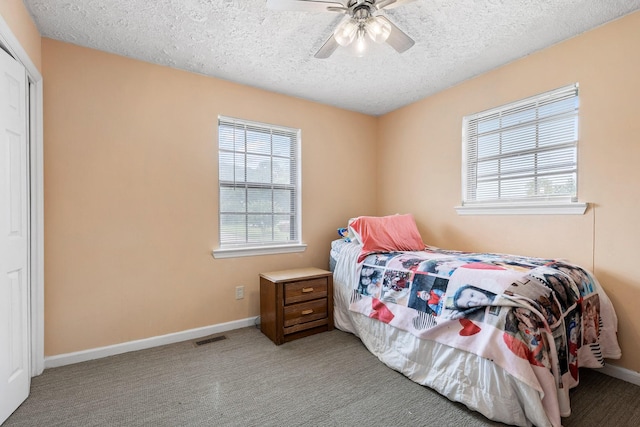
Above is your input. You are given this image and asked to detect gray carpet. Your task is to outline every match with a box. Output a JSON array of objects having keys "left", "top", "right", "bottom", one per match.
[{"left": 4, "top": 327, "right": 639, "bottom": 427}]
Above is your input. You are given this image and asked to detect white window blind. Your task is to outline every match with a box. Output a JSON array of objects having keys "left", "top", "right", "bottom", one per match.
[
  {"left": 217, "top": 116, "right": 301, "bottom": 249},
  {"left": 462, "top": 84, "right": 579, "bottom": 207}
]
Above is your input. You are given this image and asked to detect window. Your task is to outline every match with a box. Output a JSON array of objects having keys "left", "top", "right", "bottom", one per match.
[
  {"left": 457, "top": 83, "right": 586, "bottom": 215},
  {"left": 213, "top": 116, "right": 305, "bottom": 258}
]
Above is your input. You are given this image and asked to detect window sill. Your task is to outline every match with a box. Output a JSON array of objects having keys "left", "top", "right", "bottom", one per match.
[
  {"left": 212, "top": 243, "right": 307, "bottom": 259},
  {"left": 455, "top": 202, "right": 588, "bottom": 215}
]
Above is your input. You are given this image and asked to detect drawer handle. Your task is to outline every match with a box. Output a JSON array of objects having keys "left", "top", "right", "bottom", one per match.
[
  {"left": 301, "top": 309, "right": 314, "bottom": 315},
  {"left": 301, "top": 287, "right": 314, "bottom": 293}
]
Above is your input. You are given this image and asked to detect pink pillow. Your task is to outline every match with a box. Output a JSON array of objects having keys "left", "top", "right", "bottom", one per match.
[{"left": 349, "top": 214, "right": 426, "bottom": 262}]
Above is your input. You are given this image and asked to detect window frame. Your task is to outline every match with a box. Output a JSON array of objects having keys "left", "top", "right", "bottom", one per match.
[
  {"left": 212, "top": 116, "right": 306, "bottom": 259},
  {"left": 456, "top": 83, "right": 587, "bottom": 215}
]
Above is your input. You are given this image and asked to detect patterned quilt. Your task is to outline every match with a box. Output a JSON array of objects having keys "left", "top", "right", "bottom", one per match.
[{"left": 349, "top": 246, "right": 621, "bottom": 422}]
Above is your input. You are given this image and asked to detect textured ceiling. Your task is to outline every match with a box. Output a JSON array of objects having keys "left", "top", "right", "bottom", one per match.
[{"left": 23, "top": 0, "right": 640, "bottom": 116}]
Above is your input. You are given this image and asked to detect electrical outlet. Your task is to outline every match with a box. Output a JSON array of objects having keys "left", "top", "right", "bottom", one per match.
[{"left": 235, "top": 285, "right": 245, "bottom": 300}]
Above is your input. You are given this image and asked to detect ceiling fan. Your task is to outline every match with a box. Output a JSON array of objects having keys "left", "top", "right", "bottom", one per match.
[{"left": 266, "top": 0, "right": 416, "bottom": 58}]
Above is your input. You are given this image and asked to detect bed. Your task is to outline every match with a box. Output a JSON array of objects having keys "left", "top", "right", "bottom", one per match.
[{"left": 330, "top": 214, "right": 621, "bottom": 427}]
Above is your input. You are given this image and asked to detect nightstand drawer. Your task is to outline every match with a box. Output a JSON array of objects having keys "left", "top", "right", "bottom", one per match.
[
  {"left": 284, "top": 278, "right": 328, "bottom": 304},
  {"left": 283, "top": 298, "right": 328, "bottom": 328}
]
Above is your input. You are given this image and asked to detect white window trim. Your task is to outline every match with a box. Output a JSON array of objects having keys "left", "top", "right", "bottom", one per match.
[
  {"left": 458, "top": 83, "right": 588, "bottom": 215},
  {"left": 212, "top": 243, "right": 307, "bottom": 259},
  {"left": 215, "top": 116, "right": 304, "bottom": 257},
  {"left": 455, "top": 202, "right": 587, "bottom": 215}
]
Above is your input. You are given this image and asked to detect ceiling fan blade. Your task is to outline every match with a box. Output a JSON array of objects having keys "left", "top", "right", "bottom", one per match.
[
  {"left": 314, "top": 34, "right": 340, "bottom": 59},
  {"left": 266, "top": 0, "right": 347, "bottom": 13},
  {"left": 377, "top": 15, "right": 415, "bottom": 53},
  {"left": 375, "top": 0, "right": 416, "bottom": 10}
]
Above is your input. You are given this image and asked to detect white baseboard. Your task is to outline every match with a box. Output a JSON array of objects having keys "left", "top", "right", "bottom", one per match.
[
  {"left": 44, "top": 317, "right": 258, "bottom": 369},
  {"left": 597, "top": 363, "right": 640, "bottom": 386}
]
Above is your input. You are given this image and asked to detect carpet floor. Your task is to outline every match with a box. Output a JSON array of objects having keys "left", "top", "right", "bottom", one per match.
[{"left": 4, "top": 327, "right": 639, "bottom": 426}]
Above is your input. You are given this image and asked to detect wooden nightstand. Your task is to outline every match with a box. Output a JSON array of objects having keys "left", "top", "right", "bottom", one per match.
[{"left": 260, "top": 268, "right": 334, "bottom": 345}]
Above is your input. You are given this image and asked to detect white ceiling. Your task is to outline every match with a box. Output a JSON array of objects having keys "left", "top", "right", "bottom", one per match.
[{"left": 23, "top": 0, "right": 640, "bottom": 116}]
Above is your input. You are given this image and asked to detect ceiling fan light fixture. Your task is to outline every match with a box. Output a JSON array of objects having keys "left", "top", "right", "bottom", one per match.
[
  {"left": 366, "top": 15, "right": 392, "bottom": 43},
  {"left": 267, "top": 0, "right": 416, "bottom": 59},
  {"left": 334, "top": 19, "right": 358, "bottom": 46}
]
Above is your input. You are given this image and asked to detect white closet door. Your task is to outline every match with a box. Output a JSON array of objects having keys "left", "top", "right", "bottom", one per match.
[{"left": 0, "top": 46, "right": 30, "bottom": 425}]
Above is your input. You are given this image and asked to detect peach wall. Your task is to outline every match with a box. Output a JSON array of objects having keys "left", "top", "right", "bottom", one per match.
[
  {"left": 378, "top": 12, "right": 640, "bottom": 372},
  {"left": 0, "top": 0, "right": 41, "bottom": 71},
  {"left": 42, "top": 39, "right": 377, "bottom": 355},
  {"left": 38, "top": 9, "right": 640, "bottom": 374}
]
